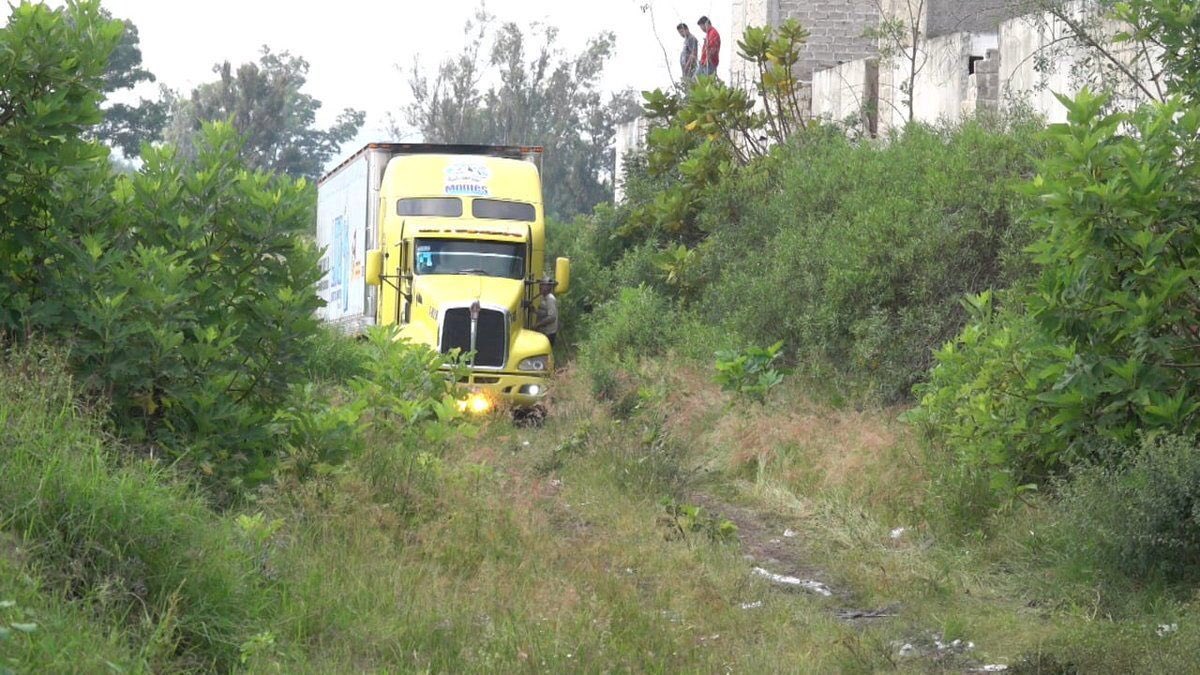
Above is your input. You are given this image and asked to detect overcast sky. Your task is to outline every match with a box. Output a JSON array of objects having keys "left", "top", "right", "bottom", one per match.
[{"left": 84, "top": 0, "right": 732, "bottom": 167}]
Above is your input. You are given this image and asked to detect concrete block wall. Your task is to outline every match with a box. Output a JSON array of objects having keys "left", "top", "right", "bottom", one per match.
[
  {"left": 781, "top": 0, "right": 881, "bottom": 81},
  {"left": 925, "top": 0, "right": 1029, "bottom": 37}
]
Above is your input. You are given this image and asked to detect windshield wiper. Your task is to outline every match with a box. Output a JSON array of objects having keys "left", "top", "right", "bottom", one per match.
[{"left": 455, "top": 268, "right": 490, "bottom": 276}]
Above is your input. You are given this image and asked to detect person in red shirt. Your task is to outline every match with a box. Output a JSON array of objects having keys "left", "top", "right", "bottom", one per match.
[{"left": 697, "top": 16, "right": 720, "bottom": 77}]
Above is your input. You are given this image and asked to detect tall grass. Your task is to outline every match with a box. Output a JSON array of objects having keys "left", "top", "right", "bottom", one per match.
[{"left": 0, "top": 345, "right": 273, "bottom": 671}]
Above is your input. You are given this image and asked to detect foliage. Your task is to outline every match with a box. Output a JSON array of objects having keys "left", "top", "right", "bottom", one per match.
[
  {"left": 0, "top": 0, "right": 121, "bottom": 330},
  {"left": 274, "top": 382, "right": 366, "bottom": 483},
  {"left": 658, "top": 498, "right": 738, "bottom": 544},
  {"left": 1055, "top": 434, "right": 1200, "bottom": 582},
  {"left": 714, "top": 341, "right": 788, "bottom": 404},
  {"left": 577, "top": 285, "right": 677, "bottom": 409},
  {"left": 1112, "top": 0, "right": 1200, "bottom": 101},
  {"left": 697, "top": 118, "right": 1040, "bottom": 401},
  {"left": 94, "top": 14, "right": 167, "bottom": 157},
  {"left": 64, "top": 124, "right": 323, "bottom": 488},
  {"left": 399, "top": 9, "right": 640, "bottom": 218},
  {"left": 165, "top": 47, "right": 365, "bottom": 180},
  {"left": 0, "top": 347, "right": 272, "bottom": 670},
  {"left": 916, "top": 91, "right": 1200, "bottom": 500},
  {"left": 298, "top": 325, "right": 371, "bottom": 383},
  {"left": 350, "top": 327, "right": 467, "bottom": 426},
  {"left": 910, "top": 293, "right": 1064, "bottom": 506},
  {"left": 633, "top": 19, "right": 811, "bottom": 244}
]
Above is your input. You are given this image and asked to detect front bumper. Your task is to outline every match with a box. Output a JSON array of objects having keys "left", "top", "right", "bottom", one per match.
[{"left": 457, "top": 371, "right": 551, "bottom": 408}]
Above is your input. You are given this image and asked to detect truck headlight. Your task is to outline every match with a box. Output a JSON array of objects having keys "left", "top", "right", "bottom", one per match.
[{"left": 518, "top": 355, "right": 550, "bottom": 372}]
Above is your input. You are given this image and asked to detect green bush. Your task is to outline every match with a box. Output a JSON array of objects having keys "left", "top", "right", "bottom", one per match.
[
  {"left": 915, "top": 92, "right": 1200, "bottom": 507},
  {"left": 910, "top": 292, "right": 1067, "bottom": 504},
  {"left": 1, "top": 2, "right": 325, "bottom": 491},
  {"left": 713, "top": 341, "right": 788, "bottom": 404},
  {"left": 0, "top": 347, "right": 272, "bottom": 670},
  {"left": 60, "top": 127, "right": 322, "bottom": 489},
  {"left": 299, "top": 326, "right": 369, "bottom": 383},
  {"left": 576, "top": 285, "right": 679, "bottom": 412},
  {"left": 1055, "top": 434, "right": 1200, "bottom": 582},
  {"left": 0, "top": 1, "right": 121, "bottom": 330},
  {"left": 696, "top": 117, "right": 1040, "bottom": 401}
]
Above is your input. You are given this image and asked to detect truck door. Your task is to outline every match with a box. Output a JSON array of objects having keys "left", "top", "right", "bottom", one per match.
[{"left": 390, "top": 221, "right": 418, "bottom": 325}]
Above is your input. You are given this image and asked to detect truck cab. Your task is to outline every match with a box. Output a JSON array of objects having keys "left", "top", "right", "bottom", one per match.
[{"left": 362, "top": 149, "right": 568, "bottom": 409}]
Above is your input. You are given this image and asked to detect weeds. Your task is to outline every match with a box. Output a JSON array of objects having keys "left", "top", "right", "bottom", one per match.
[{"left": 713, "top": 341, "right": 788, "bottom": 404}]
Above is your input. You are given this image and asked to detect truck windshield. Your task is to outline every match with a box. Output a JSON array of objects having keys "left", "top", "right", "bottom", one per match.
[{"left": 414, "top": 239, "right": 525, "bottom": 280}]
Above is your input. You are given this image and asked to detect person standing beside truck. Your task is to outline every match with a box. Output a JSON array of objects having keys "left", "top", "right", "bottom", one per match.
[
  {"left": 534, "top": 277, "right": 559, "bottom": 348},
  {"left": 677, "top": 22, "right": 698, "bottom": 83},
  {"left": 697, "top": 16, "right": 720, "bottom": 77}
]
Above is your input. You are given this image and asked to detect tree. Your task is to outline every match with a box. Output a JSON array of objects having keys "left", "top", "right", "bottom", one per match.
[
  {"left": 0, "top": 0, "right": 121, "bottom": 331},
  {"left": 1021, "top": 0, "right": 1171, "bottom": 109},
  {"left": 396, "top": 10, "right": 640, "bottom": 218},
  {"left": 866, "top": 0, "right": 930, "bottom": 125},
  {"left": 94, "top": 15, "right": 168, "bottom": 157},
  {"left": 165, "top": 47, "right": 365, "bottom": 180}
]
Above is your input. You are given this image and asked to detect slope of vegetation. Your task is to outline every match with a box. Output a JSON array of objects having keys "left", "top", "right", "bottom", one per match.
[{"left": 6, "top": 0, "right": 1200, "bottom": 672}]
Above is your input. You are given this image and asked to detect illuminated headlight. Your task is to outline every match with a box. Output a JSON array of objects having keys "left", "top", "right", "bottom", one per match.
[
  {"left": 518, "top": 355, "right": 550, "bottom": 372},
  {"left": 456, "top": 391, "right": 494, "bottom": 415}
]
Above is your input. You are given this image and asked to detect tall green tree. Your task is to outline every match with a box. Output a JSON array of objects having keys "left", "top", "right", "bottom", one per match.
[
  {"left": 398, "top": 11, "right": 640, "bottom": 218},
  {"left": 0, "top": 0, "right": 121, "bottom": 330},
  {"left": 914, "top": 0, "right": 1200, "bottom": 501},
  {"left": 2, "top": 1, "right": 327, "bottom": 491},
  {"left": 95, "top": 15, "right": 168, "bottom": 157},
  {"left": 165, "top": 47, "right": 365, "bottom": 180}
]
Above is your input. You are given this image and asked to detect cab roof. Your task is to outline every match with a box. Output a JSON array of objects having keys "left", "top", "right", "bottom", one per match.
[{"left": 382, "top": 154, "right": 543, "bottom": 206}]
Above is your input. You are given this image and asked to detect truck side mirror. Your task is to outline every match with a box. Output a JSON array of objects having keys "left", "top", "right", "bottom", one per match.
[
  {"left": 554, "top": 257, "right": 570, "bottom": 295},
  {"left": 365, "top": 249, "right": 383, "bottom": 286}
]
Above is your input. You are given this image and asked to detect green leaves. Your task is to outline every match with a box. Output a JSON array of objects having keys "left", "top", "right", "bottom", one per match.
[
  {"left": 0, "top": 0, "right": 121, "bottom": 329},
  {"left": 630, "top": 19, "right": 811, "bottom": 245},
  {"left": 714, "top": 341, "right": 788, "bottom": 404},
  {"left": 917, "top": 87, "right": 1200, "bottom": 511},
  {"left": 2, "top": 30, "right": 326, "bottom": 492}
]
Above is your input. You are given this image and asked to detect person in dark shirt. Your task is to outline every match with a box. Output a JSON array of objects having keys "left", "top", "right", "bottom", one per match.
[
  {"left": 677, "top": 22, "right": 698, "bottom": 82},
  {"left": 697, "top": 15, "right": 721, "bottom": 77}
]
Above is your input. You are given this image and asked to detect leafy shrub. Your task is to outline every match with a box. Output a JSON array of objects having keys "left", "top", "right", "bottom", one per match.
[
  {"left": 916, "top": 91, "right": 1200, "bottom": 507},
  {"left": 300, "top": 326, "right": 369, "bottom": 383},
  {"left": 909, "top": 292, "right": 1066, "bottom": 504},
  {"left": 274, "top": 383, "right": 366, "bottom": 483},
  {"left": 696, "top": 118, "right": 1040, "bottom": 401},
  {"left": 350, "top": 327, "right": 465, "bottom": 426},
  {"left": 0, "top": 346, "right": 271, "bottom": 670},
  {"left": 1055, "top": 434, "right": 1200, "bottom": 581},
  {"left": 0, "top": 1, "right": 121, "bottom": 330},
  {"left": 58, "top": 127, "right": 322, "bottom": 489},
  {"left": 1, "top": 2, "right": 325, "bottom": 492},
  {"left": 578, "top": 285, "right": 678, "bottom": 407},
  {"left": 714, "top": 341, "right": 788, "bottom": 404}
]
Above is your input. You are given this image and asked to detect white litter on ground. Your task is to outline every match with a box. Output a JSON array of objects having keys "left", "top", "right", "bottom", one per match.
[
  {"left": 971, "top": 666, "right": 1009, "bottom": 673},
  {"left": 751, "top": 567, "right": 833, "bottom": 596},
  {"left": 1157, "top": 623, "right": 1179, "bottom": 637},
  {"left": 783, "top": 529, "right": 797, "bottom": 538},
  {"left": 739, "top": 601, "right": 763, "bottom": 610},
  {"left": 890, "top": 527, "right": 906, "bottom": 539}
]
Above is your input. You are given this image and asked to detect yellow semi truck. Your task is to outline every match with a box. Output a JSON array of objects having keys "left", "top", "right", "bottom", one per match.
[{"left": 316, "top": 143, "right": 568, "bottom": 411}]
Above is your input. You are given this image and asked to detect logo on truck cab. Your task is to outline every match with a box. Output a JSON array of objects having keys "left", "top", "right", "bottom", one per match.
[{"left": 444, "top": 160, "right": 491, "bottom": 196}]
